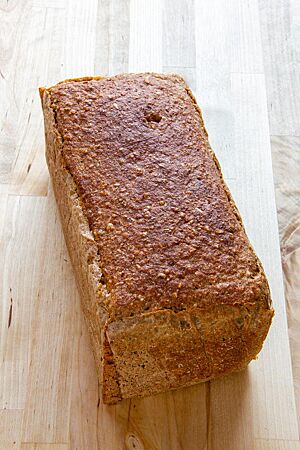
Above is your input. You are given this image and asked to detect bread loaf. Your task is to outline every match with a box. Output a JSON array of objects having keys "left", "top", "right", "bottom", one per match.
[{"left": 40, "top": 73, "right": 274, "bottom": 404}]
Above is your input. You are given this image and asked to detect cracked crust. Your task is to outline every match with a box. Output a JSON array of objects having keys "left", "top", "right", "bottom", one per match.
[{"left": 40, "top": 73, "right": 274, "bottom": 404}]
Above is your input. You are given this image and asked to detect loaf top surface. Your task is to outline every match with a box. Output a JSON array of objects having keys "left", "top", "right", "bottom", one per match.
[{"left": 48, "top": 73, "right": 270, "bottom": 319}]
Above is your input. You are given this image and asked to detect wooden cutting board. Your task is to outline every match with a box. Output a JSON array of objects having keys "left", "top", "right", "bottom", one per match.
[{"left": 0, "top": 0, "right": 299, "bottom": 449}]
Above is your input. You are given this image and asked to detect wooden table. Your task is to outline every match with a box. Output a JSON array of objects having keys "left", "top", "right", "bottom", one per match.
[{"left": 0, "top": 1, "right": 299, "bottom": 449}]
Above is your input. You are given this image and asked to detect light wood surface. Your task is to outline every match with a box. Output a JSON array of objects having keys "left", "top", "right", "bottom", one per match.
[
  {"left": 0, "top": 0, "right": 299, "bottom": 449},
  {"left": 258, "top": 0, "right": 300, "bottom": 430}
]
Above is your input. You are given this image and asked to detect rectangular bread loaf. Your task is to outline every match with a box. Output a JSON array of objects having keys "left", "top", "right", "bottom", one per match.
[{"left": 40, "top": 73, "right": 274, "bottom": 404}]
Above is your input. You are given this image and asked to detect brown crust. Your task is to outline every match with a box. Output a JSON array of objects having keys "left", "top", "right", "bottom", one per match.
[
  {"left": 40, "top": 88, "right": 112, "bottom": 395},
  {"left": 40, "top": 73, "right": 274, "bottom": 404}
]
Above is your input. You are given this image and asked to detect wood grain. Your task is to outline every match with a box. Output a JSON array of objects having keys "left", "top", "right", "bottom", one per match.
[
  {"left": 95, "top": 0, "right": 130, "bottom": 76},
  {"left": 229, "top": 73, "right": 297, "bottom": 440},
  {"left": 0, "top": 0, "right": 299, "bottom": 448},
  {"left": 0, "top": 409, "right": 22, "bottom": 449},
  {"left": 0, "top": 196, "right": 46, "bottom": 409},
  {"left": 69, "top": 307, "right": 99, "bottom": 450},
  {"left": 21, "top": 190, "right": 77, "bottom": 443},
  {"left": 259, "top": 0, "right": 300, "bottom": 431},
  {"left": 254, "top": 439, "right": 300, "bottom": 450},
  {"left": 258, "top": 0, "right": 300, "bottom": 136},
  {"left": 0, "top": 2, "right": 65, "bottom": 196},
  {"left": 21, "top": 445, "right": 68, "bottom": 450},
  {"left": 129, "top": 0, "right": 162, "bottom": 72},
  {"left": 64, "top": 0, "right": 98, "bottom": 79},
  {"left": 194, "top": 0, "right": 244, "bottom": 183},
  {"left": 271, "top": 136, "right": 300, "bottom": 429},
  {"left": 162, "top": 0, "right": 196, "bottom": 92}
]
